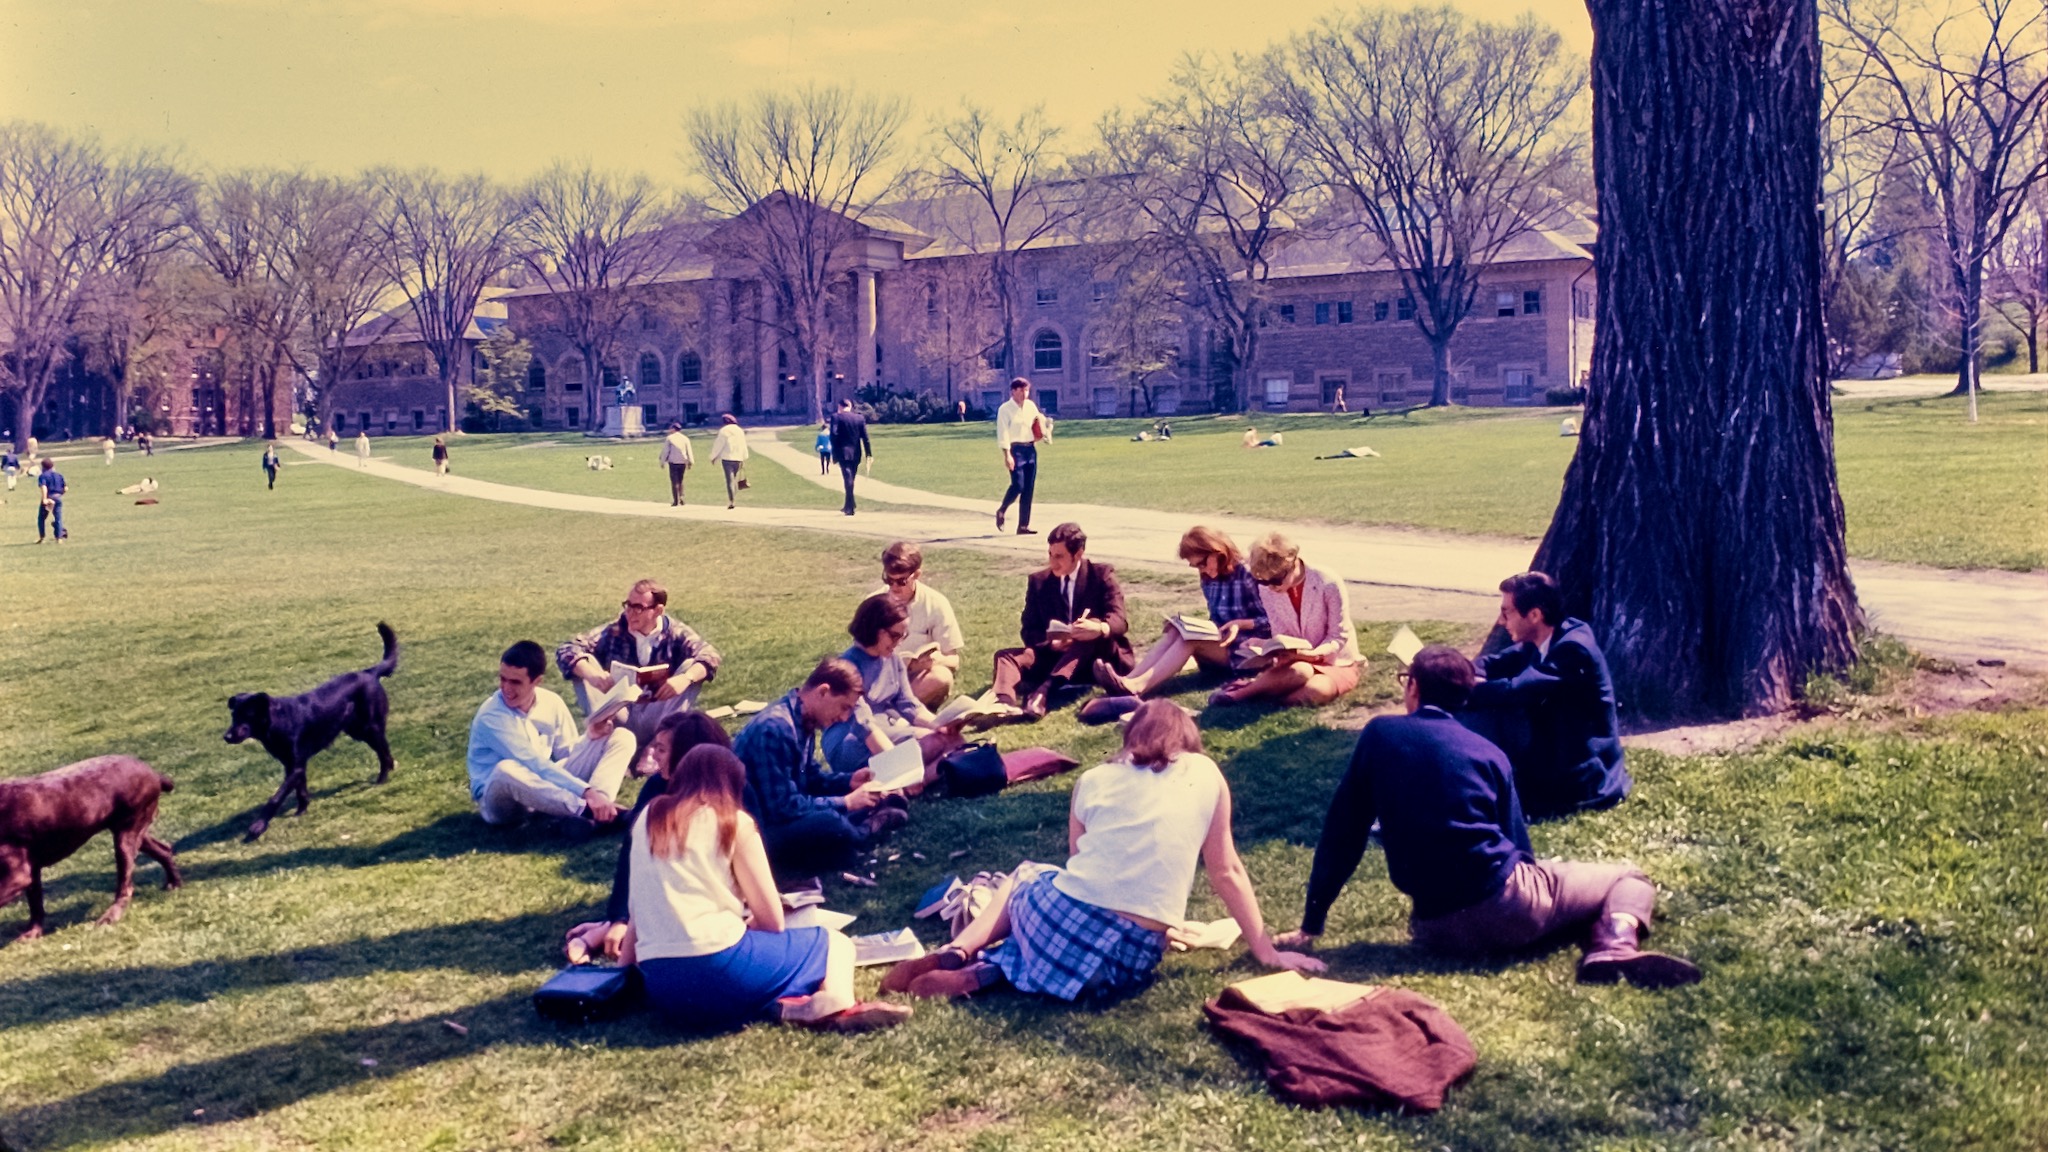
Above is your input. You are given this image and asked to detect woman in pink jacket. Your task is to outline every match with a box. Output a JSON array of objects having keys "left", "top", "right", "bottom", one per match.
[{"left": 1211, "top": 532, "right": 1363, "bottom": 707}]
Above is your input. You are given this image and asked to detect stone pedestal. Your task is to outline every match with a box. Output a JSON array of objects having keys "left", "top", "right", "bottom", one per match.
[{"left": 599, "top": 404, "right": 646, "bottom": 438}]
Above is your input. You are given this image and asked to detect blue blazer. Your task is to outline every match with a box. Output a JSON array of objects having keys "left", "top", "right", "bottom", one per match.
[{"left": 1466, "top": 617, "right": 1630, "bottom": 819}]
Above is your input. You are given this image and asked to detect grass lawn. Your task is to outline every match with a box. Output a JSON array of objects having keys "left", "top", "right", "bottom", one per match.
[
  {"left": 780, "top": 390, "right": 2047, "bottom": 571},
  {"left": 2, "top": 444, "right": 2046, "bottom": 1150}
]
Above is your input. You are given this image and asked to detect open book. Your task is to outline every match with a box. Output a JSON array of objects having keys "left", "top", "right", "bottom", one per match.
[
  {"left": 851, "top": 928, "right": 926, "bottom": 967},
  {"left": 904, "top": 641, "right": 942, "bottom": 663},
  {"left": 1166, "top": 614, "right": 1222, "bottom": 643},
  {"left": 620, "top": 663, "right": 672, "bottom": 687},
  {"left": 1236, "top": 636, "right": 1313, "bottom": 667},
  {"left": 855, "top": 738, "right": 926, "bottom": 795},
  {"left": 587, "top": 667, "right": 641, "bottom": 724},
  {"left": 702, "top": 700, "right": 771, "bottom": 720},
  {"left": 931, "top": 690, "right": 1022, "bottom": 727},
  {"left": 1385, "top": 625, "right": 1424, "bottom": 665},
  {"left": 1227, "top": 971, "right": 1377, "bottom": 1015},
  {"left": 783, "top": 906, "right": 857, "bottom": 932}
]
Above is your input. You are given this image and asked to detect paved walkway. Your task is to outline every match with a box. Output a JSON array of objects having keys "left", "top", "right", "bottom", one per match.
[{"left": 288, "top": 438, "right": 2046, "bottom": 669}]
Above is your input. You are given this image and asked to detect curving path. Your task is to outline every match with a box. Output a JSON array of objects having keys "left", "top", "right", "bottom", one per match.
[{"left": 288, "top": 438, "right": 2047, "bottom": 670}]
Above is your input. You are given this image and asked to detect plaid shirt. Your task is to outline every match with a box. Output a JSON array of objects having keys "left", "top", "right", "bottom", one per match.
[
  {"left": 734, "top": 690, "right": 857, "bottom": 826},
  {"left": 1202, "top": 564, "right": 1270, "bottom": 638},
  {"left": 555, "top": 613, "right": 721, "bottom": 682}
]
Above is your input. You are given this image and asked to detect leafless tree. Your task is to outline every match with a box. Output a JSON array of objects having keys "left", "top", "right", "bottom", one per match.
[
  {"left": 0, "top": 122, "right": 186, "bottom": 449},
  {"left": 76, "top": 249, "right": 209, "bottom": 437},
  {"left": 908, "top": 258, "right": 1001, "bottom": 405},
  {"left": 687, "top": 85, "right": 909, "bottom": 424},
  {"left": 275, "top": 175, "right": 398, "bottom": 432},
  {"left": 1088, "top": 247, "right": 1188, "bottom": 416},
  {"left": 927, "top": 103, "right": 1079, "bottom": 378},
  {"left": 1826, "top": 0, "right": 2048, "bottom": 418},
  {"left": 509, "top": 162, "right": 693, "bottom": 428},
  {"left": 1268, "top": 6, "right": 1586, "bottom": 407},
  {"left": 369, "top": 169, "right": 520, "bottom": 434},
  {"left": 1988, "top": 179, "right": 2048, "bottom": 372},
  {"left": 183, "top": 170, "right": 307, "bottom": 437},
  {"left": 1098, "top": 53, "right": 1307, "bottom": 412},
  {"left": 1821, "top": 32, "right": 1914, "bottom": 377}
]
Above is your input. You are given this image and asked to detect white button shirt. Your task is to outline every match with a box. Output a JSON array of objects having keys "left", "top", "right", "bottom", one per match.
[{"left": 996, "top": 397, "right": 1044, "bottom": 448}]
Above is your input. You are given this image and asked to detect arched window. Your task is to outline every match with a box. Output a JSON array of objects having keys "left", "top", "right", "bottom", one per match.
[
  {"left": 676, "top": 350, "right": 703, "bottom": 385},
  {"left": 1032, "top": 330, "right": 1064, "bottom": 373},
  {"left": 558, "top": 357, "right": 584, "bottom": 393},
  {"left": 638, "top": 352, "right": 662, "bottom": 389},
  {"left": 527, "top": 360, "right": 547, "bottom": 393}
]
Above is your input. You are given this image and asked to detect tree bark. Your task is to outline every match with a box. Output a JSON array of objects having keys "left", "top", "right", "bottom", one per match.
[
  {"left": 1532, "top": 0, "right": 1859, "bottom": 718},
  {"left": 1427, "top": 337, "right": 1453, "bottom": 407}
]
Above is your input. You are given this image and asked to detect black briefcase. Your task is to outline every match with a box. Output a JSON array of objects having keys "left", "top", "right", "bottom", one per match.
[
  {"left": 533, "top": 965, "right": 640, "bottom": 1023},
  {"left": 937, "top": 742, "right": 1009, "bottom": 799}
]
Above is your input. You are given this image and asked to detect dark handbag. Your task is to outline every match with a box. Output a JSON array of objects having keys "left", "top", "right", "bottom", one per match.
[
  {"left": 937, "top": 741, "right": 1008, "bottom": 799},
  {"left": 533, "top": 964, "right": 639, "bottom": 1023}
]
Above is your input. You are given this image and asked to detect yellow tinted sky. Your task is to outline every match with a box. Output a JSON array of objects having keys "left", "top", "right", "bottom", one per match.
[{"left": 0, "top": 0, "right": 1591, "bottom": 181}]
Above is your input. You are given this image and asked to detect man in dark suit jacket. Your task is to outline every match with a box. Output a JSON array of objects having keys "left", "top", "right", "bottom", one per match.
[
  {"left": 1279, "top": 645, "right": 1698, "bottom": 989},
  {"left": 1461, "top": 571, "right": 1631, "bottom": 820},
  {"left": 991, "top": 522, "right": 1135, "bottom": 717},
  {"left": 828, "top": 398, "right": 872, "bottom": 516}
]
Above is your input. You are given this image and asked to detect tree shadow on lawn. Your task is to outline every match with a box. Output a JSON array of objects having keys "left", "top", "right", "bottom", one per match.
[{"left": 167, "top": 811, "right": 618, "bottom": 889}]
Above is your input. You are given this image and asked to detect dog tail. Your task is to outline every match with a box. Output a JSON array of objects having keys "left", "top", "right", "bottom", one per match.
[{"left": 371, "top": 621, "right": 400, "bottom": 678}]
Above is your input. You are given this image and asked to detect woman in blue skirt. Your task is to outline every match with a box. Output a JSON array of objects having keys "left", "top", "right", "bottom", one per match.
[
  {"left": 882, "top": 700, "right": 1324, "bottom": 1001},
  {"left": 623, "top": 744, "right": 910, "bottom": 1033}
]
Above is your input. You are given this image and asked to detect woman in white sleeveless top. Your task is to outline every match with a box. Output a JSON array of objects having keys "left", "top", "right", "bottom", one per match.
[
  {"left": 622, "top": 744, "right": 909, "bottom": 1032},
  {"left": 882, "top": 700, "right": 1323, "bottom": 1001}
]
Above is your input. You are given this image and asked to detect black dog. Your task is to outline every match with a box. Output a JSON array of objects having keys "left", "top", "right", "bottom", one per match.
[
  {"left": 1, "top": 756, "right": 182, "bottom": 944},
  {"left": 226, "top": 622, "right": 399, "bottom": 840}
]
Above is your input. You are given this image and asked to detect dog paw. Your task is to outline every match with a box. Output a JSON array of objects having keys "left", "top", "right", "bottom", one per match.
[
  {"left": 244, "top": 821, "right": 269, "bottom": 841},
  {"left": 94, "top": 906, "right": 128, "bottom": 927}
]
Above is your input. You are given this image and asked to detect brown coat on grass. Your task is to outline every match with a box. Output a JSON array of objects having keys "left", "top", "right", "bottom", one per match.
[{"left": 0, "top": 755, "right": 182, "bottom": 944}]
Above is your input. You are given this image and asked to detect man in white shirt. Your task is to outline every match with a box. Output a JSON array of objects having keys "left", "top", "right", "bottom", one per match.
[
  {"left": 467, "top": 640, "right": 638, "bottom": 831},
  {"left": 876, "top": 540, "right": 966, "bottom": 707},
  {"left": 657, "top": 421, "right": 694, "bottom": 506},
  {"left": 994, "top": 377, "right": 1045, "bottom": 536},
  {"left": 708, "top": 413, "right": 749, "bottom": 509}
]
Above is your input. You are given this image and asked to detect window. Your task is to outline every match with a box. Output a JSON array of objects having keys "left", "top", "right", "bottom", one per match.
[
  {"left": 1032, "top": 330, "right": 1064, "bottom": 372},
  {"left": 1496, "top": 291, "right": 1518, "bottom": 318},
  {"left": 979, "top": 389, "right": 1002, "bottom": 413},
  {"left": 1373, "top": 301, "right": 1390, "bottom": 322},
  {"left": 527, "top": 360, "right": 547, "bottom": 393},
  {"left": 1278, "top": 304, "right": 1296, "bottom": 324},
  {"left": 407, "top": 409, "right": 423, "bottom": 430},
  {"left": 1152, "top": 385, "right": 1180, "bottom": 415},
  {"left": 676, "top": 351, "right": 702, "bottom": 385},
  {"left": 1377, "top": 371, "right": 1407, "bottom": 404},
  {"left": 638, "top": 352, "right": 663, "bottom": 389},
  {"left": 333, "top": 413, "right": 346, "bottom": 432},
  {"left": 1572, "top": 286, "right": 1595, "bottom": 319},
  {"left": 1092, "top": 387, "right": 1118, "bottom": 416},
  {"left": 1315, "top": 302, "right": 1331, "bottom": 325},
  {"left": 1035, "top": 286, "right": 1059, "bottom": 307},
  {"left": 1090, "top": 281, "right": 1112, "bottom": 303},
  {"left": 601, "top": 363, "right": 622, "bottom": 390},
  {"left": 1503, "top": 368, "right": 1536, "bottom": 403},
  {"left": 1337, "top": 301, "right": 1354, "bottom": 324},
  {"left": 1037, "top": 389, "right": 1059, "bottom": 415},
  {"left": 1088, "top": 344, "right": 1114, "bottom": 371},
  {"left": 642, "top": 404, "right": 658, "bottom": 424},
  {"left": 384, "top": 411, "right": 398, "bottom": 433},
  {"left": 1263, "top": 377, "right": 1291, "bottom": 409},
  {"left": 925, "top": 283, "right": 938, "bottom": 315},
  {"left": 359, "top": 411, "right": 371, "bottom": 432},
  {"left": 1321, "top": 375, "right": 1347, "bottom": 405},
  {"left": 1396, "top": 297, "right": 1415, "bottom": 321},
  {"left": 1523, "top": 290, "right": 1542, "bottom": 316},
  {"left": 565, "top": 407, "right": 582, "bottom": 428},
  {"left": 560, "top": 359, "right": 584, "bottom": 393},
  {"left": 528, "top": 406, "right": 544, "bottom": 428}
]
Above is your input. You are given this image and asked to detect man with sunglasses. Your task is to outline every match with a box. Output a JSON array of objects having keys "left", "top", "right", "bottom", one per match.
[
  {"left": 874, "top": 540, "right": 964, "bottom": 707},
  {"left": 557, "top": 578, "right": 722, "bottom": 747}
]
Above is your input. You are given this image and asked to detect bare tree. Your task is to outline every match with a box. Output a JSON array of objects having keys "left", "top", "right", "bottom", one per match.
[
  {"left": 76, "top": 249, "right": 208, "bottom": 436},
  {"left": 1987, "top": 187, "right": 2047, "bottom": 371},
  {"left": 370, "top": 169, "right": 519, "bottom": 434},
  {"left": 1269, "top": 6, "right": 1586, "bottom": 407},
  {"left": 908, "top": 258, "right": 1001, "bottom": 405},
  {"left": 509, "top": 162, "right": 693, "bottom": 428},
  {"left": 0, "top": 122, "right": 186, "bottom": 449},
  {"left": 273, "top": 175, "right": 397, "bottom": 432},
  {"left": 1099, "top": 53, "right": 1306, "bottom": 412},
  {"left": 687, "top": 85, "right": 908, "bottom": 424},
  {"left": 1089, "top": 248, "right": 1188, "bottom": 416},
  {"left": 1821, "top": 32, "right": 1914, "bottom": 377},
  {"left": 1826, "top": 0, "right": 2048, "bottom": 418},
  {"left": 1535, "top": 0, "right": 1860, "bottom": 717},
  {"left": 184, "top": 170, "right": 307, "bottom": 437},
  {"left": 928, "top": 103, "right": 1078, "bottom": 377}
]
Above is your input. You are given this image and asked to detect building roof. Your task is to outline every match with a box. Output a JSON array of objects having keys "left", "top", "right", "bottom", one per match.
[
  {"left": 342, "top": 290, "right": 510, "bottom": 348},
  {"left": 1262, "top": 211, "right": 1595, "bottom": 281}
]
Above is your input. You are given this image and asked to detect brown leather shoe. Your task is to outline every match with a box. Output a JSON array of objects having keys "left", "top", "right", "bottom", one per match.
[
  {"left": 880, "top": 945, "right": 969, "bottom": 995},
  {"left": 1092, "top": 659, "right": 1135, "bottom": 696},
  {"left": 908, "top": 961, "right": 999, "bottom": 999},
  {"left": 1576, "top": 914, "right": 1702, "bottom": 989},
  {"left": 801, "top": 1000, "right": 912, "bottom": 1033}
]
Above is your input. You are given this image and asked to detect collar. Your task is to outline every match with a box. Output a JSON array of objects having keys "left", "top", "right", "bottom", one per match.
[{"left": 1415, "top": 705, "right": 1453, "bottom": 720}]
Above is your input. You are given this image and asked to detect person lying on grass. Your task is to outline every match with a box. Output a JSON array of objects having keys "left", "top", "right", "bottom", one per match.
[
  {"left": 881, "top": 699, "right": 1324, "bottom": 1001},
  {"left": 1094, "top": 525, "right": 1271, "bottom": 700},
  {"left": 615, "top": 744, "right": 910, "bottom": 1033}
]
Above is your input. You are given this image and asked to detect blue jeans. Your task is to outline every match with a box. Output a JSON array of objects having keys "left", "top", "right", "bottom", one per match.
[{"left": 38, "top": 498, "right": 63, "bottom": 539}]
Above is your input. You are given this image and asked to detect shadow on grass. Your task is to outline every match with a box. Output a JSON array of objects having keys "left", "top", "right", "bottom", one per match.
[
  {"left": 168, "top": 812, "right": 618, "bottom": 889},
  {"left": 173, "top": 777, "right": 388, "bottom": 852}
]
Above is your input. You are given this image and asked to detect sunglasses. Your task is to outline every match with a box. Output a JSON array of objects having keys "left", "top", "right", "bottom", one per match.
[
  {"left": 883, "top": 573, "right": 917, "bottom": 587},
  {"left": 622, "top": 600, "right": 660, "bottom": 611}
]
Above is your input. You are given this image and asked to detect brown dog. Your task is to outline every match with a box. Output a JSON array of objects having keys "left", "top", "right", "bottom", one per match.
[{"left": 0, "top": 755, "right": 182, "bottom": 944}]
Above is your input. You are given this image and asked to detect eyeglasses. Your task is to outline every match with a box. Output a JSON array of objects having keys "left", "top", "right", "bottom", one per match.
[
  {"left": 622, "top": 600, "right": 660, "bottom": 612},
  {"left": 1395, "top": 669, "right": 1413, "bottom": 684},
  {"left": 883, "top": 573, "right": 916, "bottom": 587},
  {"left": 885, "top": 626, "right": 910, "bottom": 640}
]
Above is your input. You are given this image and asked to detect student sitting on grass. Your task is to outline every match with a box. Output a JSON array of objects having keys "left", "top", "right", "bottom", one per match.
[
  {"left": 874, "top": 540, "right": 965, "bottom": 708},
  {"left": 618, "top": 744, "right": 910, "bottom": 1033},
  {"left": 1095, "top": 525, "right": 1271, "bottom": 699},
  {"left": 1277, "top": 646, "right": 1700, "bottom": 989},
  {"left": 881, "top": 700, "right": 1324, "bottom": 1001},
  {"left": 821, "top": 594, "right": 964, "bottom": 781},
  {"left": 734, "top": 657, "right": 907, "bottom": 880},
  {"left": 1208, "top": 532, "right": 1361, "bottom": 708},
  {"left": 466, "top": 640, "right": 637, "bottom": 833}
]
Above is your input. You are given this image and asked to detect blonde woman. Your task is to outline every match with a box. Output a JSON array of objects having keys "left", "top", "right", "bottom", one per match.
[{"left": 1211, "top": 532, "right": 1362, "bottom": 707}]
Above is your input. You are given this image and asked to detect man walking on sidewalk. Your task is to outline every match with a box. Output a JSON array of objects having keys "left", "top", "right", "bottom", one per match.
[
  {"left": 995, "top": 377, "right": 1046, "bottom": 536},
  {"left": 658, "top": 421, "right": 693, "bottom": 506},
  {"left": 828, "top": 398, "right": 872, "bottom": 516}
]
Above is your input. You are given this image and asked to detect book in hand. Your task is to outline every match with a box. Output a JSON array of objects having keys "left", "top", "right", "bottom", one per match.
[
  {"left": 851, "top": 928, "right": 926, "bottom": 967},
  {"left": 931, "top": 691, "right": 1022, "bottom": 727},
  {"left": 855, "top": 739, "right": 926, "bottom": 795},
  {"left": 1386, "top": 625, "right": 1424, "bottom": 666},
  {"left": 905, "top": 641, "right": 942, "bottom": 663},
  {"left": 587, "top": 667, "right": 641, "bottom": 724},
  {"left": 621, "top": 663, "right": 672, "bottom": 687},
  {"left": 783, "top": 906, "right": 857, "bottom": 932},
  {"left": 1234, "top": 636, "right": 1312, "bottom": 669},
  {"left": 1166, "top": 614, "right": 1222, "bottom": 643}
]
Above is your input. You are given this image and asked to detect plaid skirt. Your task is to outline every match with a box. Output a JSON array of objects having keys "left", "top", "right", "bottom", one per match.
[{"left": 986, "top": 871, "right": 1165, "bottom": 1002}]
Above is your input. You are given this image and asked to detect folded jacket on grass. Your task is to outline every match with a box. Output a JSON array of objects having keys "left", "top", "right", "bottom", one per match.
[{"left": 1204, "top": 981, "right": 1476, "bottom": 1112}]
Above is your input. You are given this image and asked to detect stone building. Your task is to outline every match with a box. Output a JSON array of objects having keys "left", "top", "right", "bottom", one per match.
[{"left": 324, "top": 290, "right": 509, "bottom": 437}]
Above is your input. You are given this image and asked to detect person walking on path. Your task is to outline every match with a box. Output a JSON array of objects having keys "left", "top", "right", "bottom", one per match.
[
  {"left": 3, "top": 449, "right": 18, "bottom": 493},
  {"left": 657, "top": 421, "right": 694, "bottom": 506},
  {"left": 709, "top": 414, "right": 749, "bottom": 510},
  {"left": 262, "top": 443, "right": 282, "bottom": 490},
  {"left": 35, "top": 458, "right": 67, "bottom": 542},
  {"left": 355, "top": 431, "right": 371, "bottom": 468},
  {"left": 432, "top": 435, "right": 450, "bottom": 477},
  {"left": 828, "top": 399, "right": 872, "bottom": 516},
  {"left": 995, "top": 377, "right": 1046, "bottom": 536},
  {"left": 814, "top": 423, "right": 832, "bottom": 475},
  {"left": 102, "top": 437, "right": 116, "bottom": 466},
  {"left": 326, "top": 428, "right": 338, "bottom": 452},
  {"left": 139, "top": 430, "right": 153, "bottom": 456}
]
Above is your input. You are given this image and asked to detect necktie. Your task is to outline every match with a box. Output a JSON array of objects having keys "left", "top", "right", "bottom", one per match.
[{"left": 1063, "top": 575, "right": 1074, "bottom": 617}]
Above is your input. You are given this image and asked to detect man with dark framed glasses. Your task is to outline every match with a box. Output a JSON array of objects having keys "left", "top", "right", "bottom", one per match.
[
  {"left": 873, "top": 540, "right": 964, "bottom": 708},
  {"left": 557, "top": 578, "right": 723, "bottom": 748}
]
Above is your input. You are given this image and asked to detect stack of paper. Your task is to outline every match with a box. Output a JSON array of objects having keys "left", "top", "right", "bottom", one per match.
[{"left": 1386, "top": 625, "right": 1424, "bottom": 665}]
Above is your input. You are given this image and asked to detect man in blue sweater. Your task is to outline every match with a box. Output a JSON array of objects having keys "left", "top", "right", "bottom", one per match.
[
  {"left": 734, "top": 657, "right": 906, "bottom": 879},
  {"left": 35, "top": 459, "right": 67, "bottom": 542},
  {"left": 1280, "top": 646, "right": 1698, "bottom": 988}
]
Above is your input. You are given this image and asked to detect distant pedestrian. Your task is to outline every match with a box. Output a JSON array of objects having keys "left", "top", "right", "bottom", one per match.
[
  {"left": 2, "top": 449, "right": 17, "bottom": 492},
  {"left": 103, "top": 437, "right": 116, "bottom": 466},
  {"left": 327, "top": 428, "right": 338, "bottom": 452},
  {"left": 432, "top": 435, "right": 450, "bottom": 476},
  {"left": 658, "top": 421, "right": 694, "bottom": 506},
  {"left": 262, "top": 443, "right": 281, "bottom": 490},
  {"left": 708, "top": 414, "right": 749, "bottom": 509},
  {"left": 355, "top": 431, "right": 371, "bottom": 468},
  {"left": 1331, "top": 385, "right": 1347, "bottom": 414},
  {"left": 35, "top": 458, "right": 66, "bottom": 542},
  {"left": 829, "top": 399, "right": 872, "bottom": 516},
  {"left": 995, "top": 377, "right": 1046, "bottom": 535},
  {"left": 139, "top": 431, "right": 153, "bottom": 457},
  {"left": 814, "top": 423, "right": 832, "bottom": 475},
  {"left": 956, "top": 400, "right": 967, "bottom": 422}
]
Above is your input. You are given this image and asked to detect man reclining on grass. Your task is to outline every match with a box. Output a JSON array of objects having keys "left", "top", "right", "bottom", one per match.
[{"left": 1277, "top": 645, "right": 1701, "bottom": 989}]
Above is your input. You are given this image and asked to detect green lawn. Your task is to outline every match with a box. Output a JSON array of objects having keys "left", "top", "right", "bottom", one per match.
[
  {"left": 2, "top": 444, "right": 2046, "bottom": 1150},
  {"left": 781, "top": 391, "right": 2047, "bottom": 571}
]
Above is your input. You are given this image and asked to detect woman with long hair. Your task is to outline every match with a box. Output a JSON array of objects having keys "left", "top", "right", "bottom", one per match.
[
  {"left": 624, "top": 745, "right": 908, "bottom": 1032},
  {"left": 1210, "top": 532, "right": 1362, "bottom": 708},
  {"left": 1095, "top": 526, "right": 1271, "bottom": 699}
]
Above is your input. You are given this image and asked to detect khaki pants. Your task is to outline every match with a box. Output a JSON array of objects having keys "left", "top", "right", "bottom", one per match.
[
  {"left": 477, "top": 729, "right": 637, "bottom": 825},
  {"left": 572, "top": 679, "right": 701, "bottom": 750},
  {"left": 1409, "top": 858, "right": 1655, "bottom": 956}
]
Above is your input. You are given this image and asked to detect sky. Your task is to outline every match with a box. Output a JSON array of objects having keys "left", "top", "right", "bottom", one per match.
[{"left": 0, "top": 0, "right": 1593, "bottom": 184}]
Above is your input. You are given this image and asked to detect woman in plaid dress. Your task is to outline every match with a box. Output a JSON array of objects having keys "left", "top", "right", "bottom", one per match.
[
  {"left": 1094, "top": 525, "right": 1271, "bottom": 699},
  {"left": 882, "top": 700, "right": 1323, "bottom": 1001}
]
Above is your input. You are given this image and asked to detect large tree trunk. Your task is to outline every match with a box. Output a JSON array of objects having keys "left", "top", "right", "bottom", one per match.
[
  {"left": 1531, "top": 0, "right": 1858, "bottom": 718},
  {"left": 1947, "top": 261, "right": 1984, "bottom": 418},
  {"left": 1427, "top": 337, "right": 1453, "bottom": 407},
  {"left": 11, "top": 390, "right": 35, "bottom": 452}
]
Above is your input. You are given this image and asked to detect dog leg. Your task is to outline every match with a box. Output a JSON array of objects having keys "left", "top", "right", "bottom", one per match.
[
  {"left": 141, "top": 834, "right": 183, "bottom": 890},
  {"left": 364, "top": 729, "right": 396, "bottom": 784},
  {"left": 247, "top": 770, "right": 298, "bottom": 840},
  {"left": 0, "top": 852, "right": 39, "bottom": 944},
  {"left": 293, "top": 766, "right": 311, "bottom": 816},
  {"left": 99, "top": 829, "right": 139, "bottom": 926}
]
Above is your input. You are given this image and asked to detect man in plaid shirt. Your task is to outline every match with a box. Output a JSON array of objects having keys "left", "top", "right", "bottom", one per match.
[
  {"left": 734, "top": 658, "right": 906, "bottom": 879},
  {"left": 556, "top": 578, "right": 721, "bottom": 747}
]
